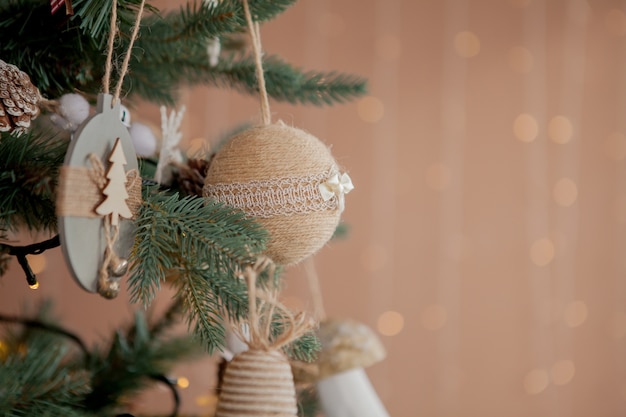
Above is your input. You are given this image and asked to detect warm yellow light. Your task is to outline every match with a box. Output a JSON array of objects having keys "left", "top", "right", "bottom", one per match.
[
  {"left": 357, "top": 96, "right": 384, "bottom": 123},
  {"left": 553, "top": 178, "right": 578, "bottom": 207},
  {"left": 29, "top": 282, "right": 39, "bottom": 290},
  {"left": 548, "top": 116, "right": 573, "bottom": 144},
  {"left": 195, "top": 394, "right": 218, "bottom": 407},
  {"left": 177, "top": 377, "right": 190, "bottom": 389},
  {"left": 421, "top": 304, "right": 447, "bottom": 331},
  {"left": 551, "top": 360, "right": 575, "bottom": 386},
  {"left": 530, "top": 238, "right": 555, "bottom": 266},
  {"left": 454, "top": 31, "right": 481, "bottom": 58},
  {"left": 606, "top": 9, "right": 626, "bottom": 37},
  {"left": 508, "top": 46, "right": 533, "bottom": 73},
  {"left": 604, "top": 132, "right": 626, "bottom": 161},
  {"left": 377, "top": 311, "right": 405, "bottom": 336},
  {"left": 524, "top": 368, "right": 549, "bottom": 395},
  {"left": 564, "top": 301, "right": 588, "bottom": 327},
  {"left": 513, "top": 114, "right": 539, "bottom": 142},
  {"left": 426, "top": 163, "right": 451, "bottom": 191},
  {"left": 26, "top": 254, "right": 47, "bottom": 275}
]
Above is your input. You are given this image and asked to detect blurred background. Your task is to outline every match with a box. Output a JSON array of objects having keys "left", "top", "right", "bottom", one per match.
[{"left": 2, "top": 0, "right": 626, "bottom": 416}]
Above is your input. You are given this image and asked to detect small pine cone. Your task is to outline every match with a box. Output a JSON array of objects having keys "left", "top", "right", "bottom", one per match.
[
  {"left": 174, "top": 157, "right": 212, "bottom": 196},
  {"left": 0, "top": 59, "right": 42, "bottom": 134}
]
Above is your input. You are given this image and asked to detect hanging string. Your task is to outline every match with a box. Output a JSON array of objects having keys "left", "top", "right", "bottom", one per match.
[
  {"left": 102, "top": 0, "right": 147, "bottom": 102},
  {"left": 102, "top": 0, "right": 118, "bottom": 95},
  {"left": 303, "top": 257, "right": 327, "bottom": 321},
  {"left": 242, "top": 0, "right": 271, "bottom": 125}
]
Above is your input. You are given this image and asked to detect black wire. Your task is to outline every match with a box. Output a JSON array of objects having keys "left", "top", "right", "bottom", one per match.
[
  {"left": 0, "top": 313, "right": 88, "bottom": 357},
  {"left": 2, "top": 235, "right": 61, "bottom": 287}
]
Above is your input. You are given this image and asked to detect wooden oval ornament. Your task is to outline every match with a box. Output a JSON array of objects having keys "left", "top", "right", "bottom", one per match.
[{"left": 57, "top": 93, "right": 138, "bottom": 295}]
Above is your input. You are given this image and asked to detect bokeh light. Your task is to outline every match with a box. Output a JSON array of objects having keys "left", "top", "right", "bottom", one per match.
[
  {"left": 548, "top": 116, "right": 573, "bottom": 144},
  {"left": 377, "top": 311, "right": 405, "bottom": 336},
  {"left": 530, "top": 238, "right": 555, "bottom": 266},
  {"left": 524, "top": 368, "right": 549, "bottom": 395},
  {"left": 177, "top": 377, "right": 190, "bottom": 389},
  {"left": 454, "top": 31, "right": 481, "bottom": 58},
  {"left": 514, "top": 114, "right": 539, "bottom": 142},
  {"left": 551, "top": 360, "right": 575, "bottom": 386}
]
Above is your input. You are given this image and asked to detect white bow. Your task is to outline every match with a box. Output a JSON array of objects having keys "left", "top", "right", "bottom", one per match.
[{"left": 319, "top": 172, "right": 354, "bottom": 213}]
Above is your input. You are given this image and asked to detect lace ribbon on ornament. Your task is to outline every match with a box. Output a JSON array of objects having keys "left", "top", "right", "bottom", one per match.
[{"left": 204, "top": 169, "right": 353, "bottom": 218}]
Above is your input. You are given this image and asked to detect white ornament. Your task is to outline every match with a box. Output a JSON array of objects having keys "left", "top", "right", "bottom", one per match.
[
  {"left": 50, "top": 93, "right": 90, "bottom": 132},
  {"left": 318, "top": 368, "right": 390, "bottom": 417},
  {"left": 155, "top": 106, "right": 186, "bottom": 184},
  {"left": 129, "top": 122, "right": 158, "bottom": 157}
]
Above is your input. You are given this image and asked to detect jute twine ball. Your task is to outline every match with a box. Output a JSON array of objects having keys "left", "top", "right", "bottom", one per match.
[
  {"left": 204, "top": 123, "right": 344, "bottom": 265},
  {"left": 216, "top": 349, "right": 298, "bottom": 417}
]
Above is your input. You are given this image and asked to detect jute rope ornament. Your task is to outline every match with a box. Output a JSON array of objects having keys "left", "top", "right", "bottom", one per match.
[
  {"left": 56, "top": 0, "right": 144, "bottom": 298},
  {"left": 203, "top": 0, "right": 354, "bottom": 266},
  {"left": 216, "top": 257, "right": 314, "bottom": 417}
]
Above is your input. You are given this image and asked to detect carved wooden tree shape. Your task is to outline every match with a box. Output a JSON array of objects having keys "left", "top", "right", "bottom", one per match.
[{"left": 96, "top": 138, "right": 132, "bottom": 226}]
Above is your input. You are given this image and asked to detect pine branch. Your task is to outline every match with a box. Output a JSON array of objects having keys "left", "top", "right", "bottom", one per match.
[
  {"left": 194, "top": 54, "right": 368, "bottom": 106},
  {"left": 0, "top": 129, "right": 67, "bottom": 233},
  {"left": 128, "top": 192, "right": 267, "bottom": 307},
  {"left": 84, "top": 311, "right": 202, "bottom": 413},
  {"left": 0, "top": 328, "right": 92, "bottom": 417}
]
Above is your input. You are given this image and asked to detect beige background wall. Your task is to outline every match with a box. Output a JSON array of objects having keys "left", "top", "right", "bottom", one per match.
[{"left": 3, "top": 0, "right": 626, "bottom": 416}]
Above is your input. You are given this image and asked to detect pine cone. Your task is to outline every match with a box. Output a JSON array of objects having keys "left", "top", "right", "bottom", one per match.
[
  {"left": 0, "top": 59, "right": 42, "bottom": 134},
  {"left": 173, "top": 157, "right": 212, "bottom": 196}
]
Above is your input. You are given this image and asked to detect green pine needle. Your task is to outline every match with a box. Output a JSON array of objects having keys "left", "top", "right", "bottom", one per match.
[{"left": 0, "top": 130, "right": 67, "bottom": 232}]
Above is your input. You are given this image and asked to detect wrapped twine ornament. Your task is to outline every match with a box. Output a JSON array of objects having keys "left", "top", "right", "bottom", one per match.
[
  {"left": 203, "top": 0, "right": 353, "bottom": 266},
  {"left": 216, "top": 257, "right": 314, "bottom": 417}
]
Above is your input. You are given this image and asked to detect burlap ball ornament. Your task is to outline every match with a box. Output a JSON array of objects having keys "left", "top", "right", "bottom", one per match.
[{"left": 204, "top": 123, "right": 353, "bottom": 265}]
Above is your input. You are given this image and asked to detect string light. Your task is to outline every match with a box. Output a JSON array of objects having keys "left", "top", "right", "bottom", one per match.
[{"left": 176, "top": 376, "right": 190, "bottom": 389}]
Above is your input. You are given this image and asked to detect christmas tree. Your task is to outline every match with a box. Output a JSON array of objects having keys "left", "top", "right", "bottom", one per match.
[{"left": 0, "top": 0, "right": 366, "bottom": 415}]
